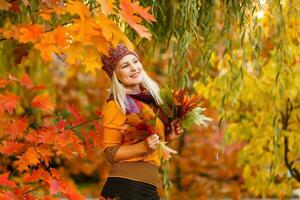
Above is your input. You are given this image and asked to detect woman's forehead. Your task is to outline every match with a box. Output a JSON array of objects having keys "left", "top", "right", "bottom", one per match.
[{"left": 118, "top": 54, "right": 137, "bottom": 65}]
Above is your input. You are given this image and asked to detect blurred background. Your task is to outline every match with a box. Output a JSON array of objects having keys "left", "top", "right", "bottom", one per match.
[{"left": 0, "top": 0, "right": 299, "bottom": 199}]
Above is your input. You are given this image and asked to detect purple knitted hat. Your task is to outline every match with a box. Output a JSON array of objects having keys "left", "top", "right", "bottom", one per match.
[{"left": 101, "top": 43, "right": 136, "bottom": 78}]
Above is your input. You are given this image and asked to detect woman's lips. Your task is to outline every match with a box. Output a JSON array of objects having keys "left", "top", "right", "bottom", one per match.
[{"left": 130, "top": 72, "right": 140, "bottom": 78}]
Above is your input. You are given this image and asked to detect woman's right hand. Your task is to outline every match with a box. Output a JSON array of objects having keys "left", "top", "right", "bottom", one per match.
[{"left": 144, "top": 134, "right": 160, "bottom": 150}]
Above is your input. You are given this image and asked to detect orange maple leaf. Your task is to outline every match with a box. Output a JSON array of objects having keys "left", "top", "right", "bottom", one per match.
[
  {"left": 36, "top": 144, "right": 53, "bottom": 166},
  {"left": 34, "top": 41, "right": 59, "bottom": 62},
  {"left": 14, "top": 157, "right": 30, "bottom": 172},
  {"left": 19, "top": 24, "right": 44, "bottom": 43},
  {"left": 0, "top": 173, "right": 16, "bottom": 188},
  {"left": 31, "top": 93, "right": 55, "bottom": 111},
  {"left": 0, "top": 92, "right": 20, "bottom": 114},
  {"left": 0, "top": 141, "right": 25, "bottom": 155},
  {"left": 119, "top": 0, "right": 156, "bottom": 39},
  {"left": 23, "top": 147, "right": 40, "bottom": 166},
  {"left": 66, "top": 1, "right": 90, "bottom": 19}
]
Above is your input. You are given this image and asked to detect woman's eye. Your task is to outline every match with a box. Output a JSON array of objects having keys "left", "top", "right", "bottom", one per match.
[
  {"left": 133, "top": 59, "right": 138, "bottom": 63},
  {"left": 122, "top": 65, "right": 129, "bottom": 68}
]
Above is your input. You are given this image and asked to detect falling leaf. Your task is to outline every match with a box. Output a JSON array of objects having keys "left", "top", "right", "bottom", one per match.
[
  {"left": 0, "top": 173, "right": 16, "bottom": 188},
  {"left": 31, "top": 93, "right": 55, "bottom": 111},
  {"left": 0, "top": 92, "right": 20, "bottom": 114}
]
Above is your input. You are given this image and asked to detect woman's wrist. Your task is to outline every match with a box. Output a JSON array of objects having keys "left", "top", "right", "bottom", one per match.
[{"left": 138, "top": 140, "right": 151, "bottom": 154}]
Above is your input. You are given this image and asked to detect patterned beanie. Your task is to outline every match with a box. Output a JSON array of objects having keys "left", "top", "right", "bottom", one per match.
[{"left": 101, "top": 43, "right": 136, "bottom": 78}]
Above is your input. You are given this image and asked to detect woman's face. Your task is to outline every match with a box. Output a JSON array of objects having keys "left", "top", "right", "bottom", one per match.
[{"left": 115, "top": 54, "right": 144, "bottom": 88}]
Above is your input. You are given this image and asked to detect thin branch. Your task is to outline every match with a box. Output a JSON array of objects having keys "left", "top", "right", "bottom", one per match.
[{"left": 68, "top": 116, "right": 100, "bottom": 130}]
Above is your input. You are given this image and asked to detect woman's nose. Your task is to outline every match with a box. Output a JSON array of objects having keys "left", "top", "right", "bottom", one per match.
[{"left": 130, "top": 63, "right": 138, "bottom": 71}]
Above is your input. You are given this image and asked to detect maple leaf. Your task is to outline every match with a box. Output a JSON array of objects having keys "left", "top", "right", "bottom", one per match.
[
  {"left": 23, "top": 147, "right": 40, "bottom": 165},
  {"left": 19, "top": 24, "right": 44, "bottom": 43},
  {"left": 66, "top": 1, "right": 90, "bottom": 19},
  {"left": 0, "top": 92, "right": 20, "bottom": 114},
  {"left": 38, "top": 128, "right": 57, "bottom": 144},
  {"left": 36, "top": 144, "right": 53, "bottom": 166},
  {"left": 82, "top": 46, "right": 101, "bottom": 74},
  {"left": 0, "top": 79, "right": 9, "bottom": 88},
  {"left": 158, "top": 141, "right": 177, "bottom": 161},
  {"left": 20, "top": 74, "right": 33, "bottom": 89},
  {"left": 14, "top": 157, "right": 30, "bottom": 172},
  {"left": 31, "top": 93, "right": 55, "bottom": 112},
  {"left": 23, "top": 168, "right": 45, "bottom": 182},
  {"left": 34, "top": 41, "right": 60, "bottom": 62},
  {"left": 5, "top": 118, "right": 28, "bottom": 140},
  {"left": 119, "top": 0, "right": 156, "bottom": 39},
  {"left": 97, "top": 0, "right": 115, "bottom": 16},
  {"left": 45, "top": 177, "right": 62, "bottom": 195},
  {"left": 0, "top": 141, "right": 25, "bottom": 155},
  {"left": 0, "top": 173, "right": 17, "bottom": 188},
  {"left": 0, "top": 0, "right": 11, "bottom": 11}
]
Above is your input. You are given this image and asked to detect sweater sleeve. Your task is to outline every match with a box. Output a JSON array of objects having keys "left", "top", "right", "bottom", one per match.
[{"left": 102, "top": 101, "right": 126, "bottom": 149}]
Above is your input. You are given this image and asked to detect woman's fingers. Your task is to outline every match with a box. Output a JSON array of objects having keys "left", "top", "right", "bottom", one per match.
[
  {"left": 171, "top": 120, "right": 184, "bottom": 136},
  {"left": 146, "top": 134, "right": 160, "bottom": 150}
]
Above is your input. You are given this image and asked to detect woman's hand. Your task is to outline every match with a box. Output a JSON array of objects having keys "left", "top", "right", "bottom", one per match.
[
  {"left": 145, "top": 134, "right": 160, "bottom": 150},
  {"left": 167, "top": 119, "right": 184, "bottom": 142}
]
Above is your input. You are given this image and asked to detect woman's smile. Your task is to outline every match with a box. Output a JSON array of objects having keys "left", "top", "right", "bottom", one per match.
[{"left": 130, "top": 71, "right": 140, "bottom": 78}]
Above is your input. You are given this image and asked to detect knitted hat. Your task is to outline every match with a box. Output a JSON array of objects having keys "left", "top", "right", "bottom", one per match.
[{"left": 101, "top": 43, "right": 136, "bottom": 78}]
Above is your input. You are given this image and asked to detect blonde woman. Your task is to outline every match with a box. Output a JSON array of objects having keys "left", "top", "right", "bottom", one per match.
[{"left": 100, "top": 44, "right": 183, "bottom": 200}]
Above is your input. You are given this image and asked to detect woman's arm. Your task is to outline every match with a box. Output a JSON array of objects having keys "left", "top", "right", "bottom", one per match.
[
  {"left": 113, "top": 140, "right": 149, "bottom": 162},
  {"left": 106, "top": 134, "right": 160, "bottom": 163}
]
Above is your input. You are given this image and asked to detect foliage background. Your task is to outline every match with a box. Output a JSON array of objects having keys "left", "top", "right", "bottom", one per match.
[{"left": 0, "top": 0, "right": 299, "bottom": 199}]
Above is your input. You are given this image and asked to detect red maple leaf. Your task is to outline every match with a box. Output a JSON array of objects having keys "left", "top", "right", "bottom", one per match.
[
  {"left": 4, "top": 118, "right": 27, "bottom": 140},
  {"left": 0, "top": 173, "right": 17, "bottom": 188},
  {"left": 66, "top": 103, "right": 85, "bottom": 125},
  {"left": 20, "top": 74, "right": 33, "bottom": 89},
  {"left": 23, "top": 168, "right": 45, "bottom": 182},
  {"left": 0, "top": 141, "right": 25, "bottom": 155}
]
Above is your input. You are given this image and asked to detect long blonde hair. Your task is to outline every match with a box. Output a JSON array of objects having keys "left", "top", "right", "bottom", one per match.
[{"left": 110, "top": 70, "right": 163, "bottom": 114}]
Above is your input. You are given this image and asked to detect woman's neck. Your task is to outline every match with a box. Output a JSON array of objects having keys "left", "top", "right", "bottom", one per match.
[{"left": 125, "top": 84, "right": 141, "bottom": 94}]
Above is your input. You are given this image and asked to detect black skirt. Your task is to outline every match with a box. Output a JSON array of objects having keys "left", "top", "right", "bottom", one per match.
[{"left": 100, "top": 177, "right": 160, "bottom": 200}]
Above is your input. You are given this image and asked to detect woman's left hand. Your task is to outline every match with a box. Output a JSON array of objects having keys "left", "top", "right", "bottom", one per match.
[{"left": 167, "top": 119, "right": 184, "bottom": 141}]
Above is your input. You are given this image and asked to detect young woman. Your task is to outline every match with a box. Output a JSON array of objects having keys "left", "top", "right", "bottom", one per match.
[{"left": 100, "top": 44, "right": 183, "bottom": 200}]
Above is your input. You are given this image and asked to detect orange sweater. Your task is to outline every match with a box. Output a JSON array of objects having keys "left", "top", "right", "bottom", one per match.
[{"left": 102, "top": 100, "right": 165, "bottom": 166}]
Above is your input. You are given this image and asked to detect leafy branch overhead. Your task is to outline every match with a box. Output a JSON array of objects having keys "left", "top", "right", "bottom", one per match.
[{"left": 0, "top": 0, "right": 156, "bottom": 74}]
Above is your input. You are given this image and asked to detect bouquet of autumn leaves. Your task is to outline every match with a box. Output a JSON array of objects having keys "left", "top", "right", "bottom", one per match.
[
  {"left": 160, "top": 87, "right": 212, "bottom": 129},
  {"left": 121, "top": 107, "right": 177, "bottom": 161}
]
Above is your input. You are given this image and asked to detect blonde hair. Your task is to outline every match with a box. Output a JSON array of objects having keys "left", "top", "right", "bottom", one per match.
[{"left": 110, "top": 70, "right": 163, "bottom": 114}]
